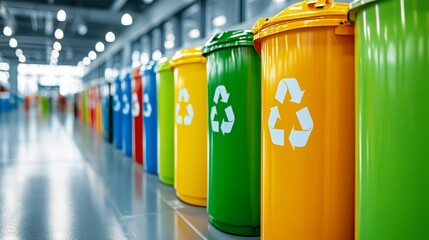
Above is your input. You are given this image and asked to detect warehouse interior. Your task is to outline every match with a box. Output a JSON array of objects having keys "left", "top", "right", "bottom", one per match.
[{"left": 1, "top": 0, "right": 428, "bottom": 239}]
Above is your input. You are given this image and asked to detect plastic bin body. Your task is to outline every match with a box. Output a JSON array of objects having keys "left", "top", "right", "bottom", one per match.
[
  {"left": 349, "top": 1, "right": 429, "bottom": 239},
  {"left": 253, "top": 1, "right": 355, "bottom": 239},
  {"left": 95, "top": 84, "right": 103, "bottom": 133},
  {"left": 203, "top": 30, "right": 261, "bottom": 236},
  {"left": 113, "top": 76, "right": 123, "bottom": 149},
  {"left": 132, "top": 67, "right": 144, "bottom": 165},
  {"left": 101, "top": 83, "right": 113, "bottom": 143},
  {"left": 122, "top": 72, "right": 133, "bottom": 156},
  {"left": 142, "top": 61, "right": 158, "bottom": 174},
  {"left": 155, "top": 58, "right": 175, "bottom": 186},
  {"left": 171, "top": 47, "right": 208, "bottom": 207}
]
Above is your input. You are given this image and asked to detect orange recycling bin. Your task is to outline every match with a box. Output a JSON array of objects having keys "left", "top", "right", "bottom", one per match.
[
  {"left": 96, "top": 83, "right": 103, "bottom": 133},
  {"left": 170, "top": 47, "right": 208, "bottom": 207},
  {"left": 252, "top": 1, "right": 355, "bottom": 239}
]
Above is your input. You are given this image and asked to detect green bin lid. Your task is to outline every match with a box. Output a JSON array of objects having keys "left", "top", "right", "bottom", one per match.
[
  {"left": 202, "top": 30, "right": 254, "bottom": 56},
  {"left": 155, "top": 57, "right": 172, "bottom": 73},
  {"left": 348, "top": 0, "right": 378, "bottom": 23}
]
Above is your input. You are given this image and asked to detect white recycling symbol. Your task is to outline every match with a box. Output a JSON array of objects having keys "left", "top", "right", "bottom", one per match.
[
  {"left": 113, "top": 94, "right": 121, "bottom": 112},
  {"left": 268, "top": 78, "right": 313, "bottom": 149},
  {"left": 143, "top": 93, "right": 152, "bottom": 117},
  {"left": 122, "top": 94, "right": 130, "bottom": 115},
  {"left": 131, "top": 92, "right": 140, "bottom": 117},
  {"left": 175, "top": 88, "right": 193, "bottom": 125},
  {"left": 210, "top": 85, "right": 235, "bottom": 135}
]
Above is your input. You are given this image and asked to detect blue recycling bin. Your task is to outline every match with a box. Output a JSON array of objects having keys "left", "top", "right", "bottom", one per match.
[
  {"left": 121, "top": 71, "right": 133, "bottom": 157},
  {"left": 142, "top": 61, "right": 158, "bottom": 174},
  {"left": 113, "top": 76, "right": 123, "bottom": 149},
  {"left": 101, "top": 82, "right": 113, "bottom": 143}
]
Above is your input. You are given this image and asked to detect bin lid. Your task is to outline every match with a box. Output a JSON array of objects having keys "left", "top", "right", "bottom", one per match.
[
  {"left": 202, "top": 30, "right": 254, "bottom": 56},
  {"left": 348, "top": 0, "right": 378, "bottom": 24},
  {"left": 252, "top": 0, "right": 351, "bottom": 53},
  {"left": 155, "top": 57, "right": 172, "bottom": 73},
  {"left": 140, "top": 60, "right": 157, "bottom": 75},
  {"left": 170, "top": 47, "right": 206, "bottom": 69}
]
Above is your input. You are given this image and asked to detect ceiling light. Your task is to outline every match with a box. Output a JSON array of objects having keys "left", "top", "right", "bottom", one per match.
[
  {"left": 143, "top": 0, "right": 154, "bottom": 4},
  {"left": 95, "top": 42, "right": 105, "bottom": 52},
  {"left": 152, "top": 50, "right": 162, "bottom": 61},
  {"left": 15, "top": 49, "right": 23, "bottom": 57},
  {"left": 83, "top": 57, "right": 91, "bottom": 65},
  {"left": 18, "top": 55, "right": 26, "bottom": 63},
  {"left": 51, "top": 50, "right": 59, "bottom": 58},
  {"left": 188, "top": 28, "right": 200, "bottom": 39},
  {"left": 3, "top": 26, "right": 12, "bottom": 36},
  {"left": 105, "top": 32, "right": 115, "bottom": 42},
  {"left": 57, "top": 9, "right": 66, "bottom": 22},
  {"left": 213, "top": 15, "right": 227, "bottom": 27},
  {"left": 77, "top": 23, "right": 87, "bottom": 35},
  {"left": 53, "top": 41, "right": 62, "bottom": 51},
  {"left": 50, "top": 56, "right": 58, "bottom": 63},
  {"left": 121, "top": 13, "right": 133, "bottom": 26},
  {"left": 77, "top": 61, "right": 84, "bottom": 67},
  {"left": 54, "top": 29, "right": 64, "bottom": 39},
  {"left": 9, "top": 38, "right": 17, "bottom": 48},
  {"left": 88, "top": 51, "right": 97, "bottom": 60},
  {"left": 164, "top": 40, "right": 174, "bottom": 49}
]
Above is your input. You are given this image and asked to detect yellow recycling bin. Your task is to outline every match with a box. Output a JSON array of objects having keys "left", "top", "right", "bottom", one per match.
[
  {"left": 170, "top": 47, "right": 207, "bottom": 207},
  {"left": 252, "top": 0, "right": 355, "bottom": 239}
]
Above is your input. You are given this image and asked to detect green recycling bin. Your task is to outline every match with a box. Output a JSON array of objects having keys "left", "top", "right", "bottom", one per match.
[
  {"left": 202, "top": 30, "right": 261, "bottom": 236},
  {"left": 349, "top": 1, "right": 429, "bottom": 240},
  {"left": 155, "top": 57, "right": 175, "bottom": 186}
]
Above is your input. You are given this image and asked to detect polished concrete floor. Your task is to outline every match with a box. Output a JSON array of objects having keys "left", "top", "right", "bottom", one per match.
[{"left": 0, "top": 109, "right": 260, "bottom": 240}]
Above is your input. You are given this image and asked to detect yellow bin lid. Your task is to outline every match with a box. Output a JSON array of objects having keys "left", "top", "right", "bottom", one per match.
[
  {"left": 170, "top": 46, "right": 206, "bottom": 70},
  {"left": 252, "top": 0, "right": 351, "bottom": 53}
]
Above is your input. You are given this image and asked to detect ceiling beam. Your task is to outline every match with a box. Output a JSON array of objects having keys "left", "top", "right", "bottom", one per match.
[
  {"left": 3, "top": 1, "right": 138, "bottom": 25},
  {"left": 111, "top": 0, "right": 128, "bottom": 11}
]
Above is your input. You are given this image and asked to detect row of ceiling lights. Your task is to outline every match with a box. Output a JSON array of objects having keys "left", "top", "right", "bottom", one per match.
[
  {"left": 2, "top": 8, "right": 134, "bottom": 66},
  {"left": 78, "top": 12, "right": 133, "bottom": 68}
]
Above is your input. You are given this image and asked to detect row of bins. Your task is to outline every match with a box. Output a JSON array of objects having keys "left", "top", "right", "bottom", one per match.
[{"left": 74, "top": 0, "right": 429, "bottom": 239}]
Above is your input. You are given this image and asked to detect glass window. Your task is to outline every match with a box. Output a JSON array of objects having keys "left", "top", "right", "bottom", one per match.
[
  {"left": 151, "top": 28, "right": 162, "bottom": 61},
  {"left": 182, "top": 3, "right": 202, "bottom": 44},
  {"left": 163, "top": 17, "right": 180, "bottom": 53},
  {"left": 206, "top": 0, "right": 240, "bottom": 36},
  {"left": 140, "top": 35, "right": 151, "bottom": 65}
]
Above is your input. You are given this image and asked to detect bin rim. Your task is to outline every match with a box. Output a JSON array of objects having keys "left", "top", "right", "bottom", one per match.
[
  {"left": 252, "top": 0, "right": 351, "bottom": 54},
  {"left": 170, "top": 46, "right": 206, "bottom": 69},
  {"left": 140, "top": 60, "right": 157, "bottom": 75},
  {"left": 202, "top": 29, "right": 254, "bottom": 56},
  {"left": 348, "top": 0, "right": 378, "bottom": 24},
  {"left": 155, "top": 57, "right": 172, "bottom": 73}
]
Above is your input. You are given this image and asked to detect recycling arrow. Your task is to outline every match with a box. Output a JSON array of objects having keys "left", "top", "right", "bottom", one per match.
[
  {"left": 113, "top": 95, "right": 121, "bottom": 112},
  {"left": 176, "top": 88, "right": 193, "bottom": 126},
  {"left": 131, "top": 92, "right": 140, "bottom": 117},
  {"left": 143, "top": 93, "right": 152, "bottom": 117},
  {"left": 122, "top": 94, "right": 130, "bottom": 115},
  {"left": 268, "top": 78, "right": 313, "bottom": 149},
  {"left": 211, "top": 85, "right": 235, "bottom": 135}
]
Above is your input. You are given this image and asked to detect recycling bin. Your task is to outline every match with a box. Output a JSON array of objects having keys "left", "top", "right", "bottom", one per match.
[
  {"left": 252, "top": 1, "right": 355, "bottom": 239},
  {"left": 95, "top": 83, "right": 103, "bottom": 133},
  {"left": 101, "top": 82, "right": 113, "bottom": 143},
  {"left": 132, "top": 66, "right": 144, "bottom": 165},
  {"left": 82, "top": 90, "right": 87, "bottom": 123},
  {"left": 121, "top": 71, "right": 133, "bottom": 157},
  {"left": 349, "top": 1, "right": 429, "bottom": 239},
  {"left": 113, "top": 76, "right": 123, "bottom": 149},
  {"left": 170, "top": 47, "right": 208, "bottom": 206},
  {"left": 142, "top": 61, "right": 158, "bottom": 174},
  {"left": 202, "top": 30, "right": 261, "bottom": 236},
  {"left": 155, "top": 57, "right": 175, "bottom": 186}
]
